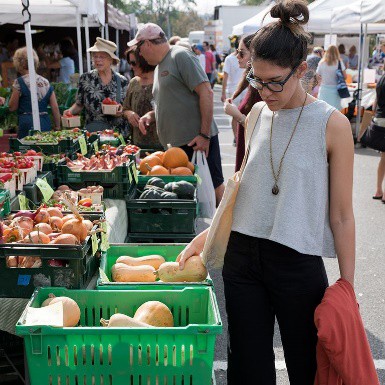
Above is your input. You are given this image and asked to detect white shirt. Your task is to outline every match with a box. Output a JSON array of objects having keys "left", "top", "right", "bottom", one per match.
[
  {"left": 223, "top": 53, "right": 244, "bottom": 95},
  {"left": 197, "top": 54, "right": 206, "bottom": 71},
  {"left": 316, "top": 60, "right": 345, "bottom": 86}
]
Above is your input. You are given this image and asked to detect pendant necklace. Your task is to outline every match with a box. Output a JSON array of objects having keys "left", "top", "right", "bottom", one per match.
[{"left": 269, "top": 93, "right": 308, "bottom": 195}]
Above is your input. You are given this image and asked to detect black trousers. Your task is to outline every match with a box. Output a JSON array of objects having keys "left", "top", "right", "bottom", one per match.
[{"left": 222, "top": 231, "right": 329, "bottom": 385}]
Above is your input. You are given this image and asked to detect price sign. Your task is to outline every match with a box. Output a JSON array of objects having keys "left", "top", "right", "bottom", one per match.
[
  {"left": 99, "top": 268, "right": 110, "bottom": 283},
  {"left": 36, "top": 178, "right": 54, "bottom": 202},
  {"left": 0, "top": 129, "right": 3, "bottom": 137},
  {"left": 18, "top": 194, "right": 29, "bottom": 210},
  {"left": 79, "top": 136, "right": 87, "bottom": 156},
  {"left": 93, "top": 140, "right": 99, "bottom": 153},
  {"left": 118, "top": 134, "right": 126, "bottom": 146},
  {"left": 101, "top": 232, "right": 109, "bottom": 252},
  {"left": 92, "top": 233, "right": 99, "bottom": 256},
  {"left": 131, "top": 163, "right": 138, "bottom": 184}
]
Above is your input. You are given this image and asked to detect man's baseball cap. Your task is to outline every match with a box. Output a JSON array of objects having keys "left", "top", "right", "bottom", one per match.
[
  {"left": 195, "top": 44, "right": 204, "bottom": 53},
  {"left": 127, "top": 23, "right": 165, "bottom": 48}
]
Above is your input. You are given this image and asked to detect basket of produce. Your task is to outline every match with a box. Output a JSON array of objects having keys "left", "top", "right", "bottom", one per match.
[
  {"left": 0, "top": 198, "right": 102, "bottom": 298},
  {"left": 16, "top": 286, "right": 222, "bottom": 385},
  {"left": 138, "top": 147, "right": 197, "bottom": 185},
  {"left": 97, "top": 243, "right": 212, "bottom": 289},
  {"left": 61, "top": 112, "right": 81, "bottom": 128},
  {"left": 58, "top": 156, "right": 136, "bottom": 199},
  {"left": 101, "top": 97, "right": 120, "bottom": 115},
  {"left": 0, "top": 173, "right": 16, "bottom": 198},
  {"left": 9, "top": 129, "right": 84, "bottom": 155},
  {"left": 126, "top": 177, "right": 197, "bottom": 235}
]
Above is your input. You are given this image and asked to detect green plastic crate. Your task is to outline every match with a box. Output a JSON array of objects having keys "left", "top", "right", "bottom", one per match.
[
  {"left": 0, "top": 189, "right": 11, "bottom": 219},
  {"left": 138, "top": 173, "right": 198, "bottom": 187},
  {"left": 126, "top": 188, "right": 197, "bottom": 235},
  {"left": 57, "top": 161, "right": 133, "bottom": 184},
  {"left": 97, "top": 243, "right": 212, "bottom": 290},
  {"left": 0, "top": 226, "right": 100, "bottom": 298},
  {"left": 9, "top": 136, "right": 81, "bottom": 156},
  {"left": 126, "top": 233, "right": 196, "bottom": 244},
  {"left": 16, "top": 287, "right": 222, "bottom": 385}
]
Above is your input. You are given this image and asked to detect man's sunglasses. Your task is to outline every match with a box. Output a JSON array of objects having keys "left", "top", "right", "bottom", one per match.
[
  {"left": 129, "top": 61, "right": 137, "bottom": 66},
  {"left": 246, "top": 65, "right": 299, "bottom": 93}
]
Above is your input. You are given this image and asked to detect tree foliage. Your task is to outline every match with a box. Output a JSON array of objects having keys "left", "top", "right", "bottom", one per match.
[
  {"left": 108, "top": 0, "right": 202, "bottom": 37},
  {"left": 239, "top": 0, "right": 315, "bottom": 4}
]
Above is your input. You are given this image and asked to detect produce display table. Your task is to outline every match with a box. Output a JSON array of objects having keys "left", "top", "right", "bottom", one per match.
[{"left": 341, "top": 85, "right": 376, "bottom": 109}]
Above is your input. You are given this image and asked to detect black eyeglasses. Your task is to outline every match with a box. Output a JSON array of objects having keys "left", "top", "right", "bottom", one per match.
[
  {"left": 137, "top": 40, "right": 145, "bottom": 50},
  {"left": 129, "top": 61, "right": 137, "bottom": 66},
  {"left": 246, "top": 65, "right": 299, "bottom": 92}
]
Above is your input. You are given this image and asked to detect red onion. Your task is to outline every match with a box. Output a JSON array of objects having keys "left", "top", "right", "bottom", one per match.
[{"left": 13, "top": 207, "right": 41, "bottom": 221}]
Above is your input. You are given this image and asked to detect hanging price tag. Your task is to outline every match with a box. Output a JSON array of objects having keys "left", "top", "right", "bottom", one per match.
[
  {"left": 118, "top": 134, "right": 126, "bottom": 145},
  {"left": 131, "top": 163, "right": 138, "bottom": 184},
  {"left": 101, "top": 233, "right": 109, "bottom": 252},
  {"left": 93, "top": 140, "right": 99, "bottom": 153},
  {"left": 92, "top": 233, "right": 99, "bottom": 256},
  {"left": 195, "top": 174, "right": 202, "bottom": 185},
  {"left": 100, "top": 221, "right": 109, "bottom": 251},
  {"left": 36, "top": 178, "right": 54, "bottom": 202},
  {"left": 0, "top": 129, "right": 3, "bottom": 137},
  {"left": 18, "top": 194, "right": 29, "bottom": 210},
  {"left": 128, "top": 166, "right": 133, "bottom": 183},
  {"left": 99, "top": 268, "right": 110, "bottom": 283},
  {"left": 79, "top": 136, "right": 87, "bottom": 156}
]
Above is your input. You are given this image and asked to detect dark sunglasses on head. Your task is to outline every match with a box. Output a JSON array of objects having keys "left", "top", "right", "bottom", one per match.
[{"left": 129, "top": 61, "right": 137, "bottom": 66}]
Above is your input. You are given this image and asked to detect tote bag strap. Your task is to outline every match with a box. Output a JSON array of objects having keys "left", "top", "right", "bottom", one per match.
[{"left": 239, "top": 102, "right": 266, "bottom": 176}]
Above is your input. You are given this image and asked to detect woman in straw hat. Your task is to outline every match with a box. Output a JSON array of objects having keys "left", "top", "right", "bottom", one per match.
[{"left": 64, "top": 37, "right": 128, "bottom": 133}]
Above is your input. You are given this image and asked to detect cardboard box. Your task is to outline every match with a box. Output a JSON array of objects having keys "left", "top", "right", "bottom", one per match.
[
  {"left": 61, "top": 116, "right": 81, "bottom": 128},
  {"left": 102, "top": 104, "right": 119, "bottom": 115}
]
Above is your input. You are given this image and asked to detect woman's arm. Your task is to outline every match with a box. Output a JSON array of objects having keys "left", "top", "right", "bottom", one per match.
[
  {"left": 327, "top": 110, "right": 355, "bottom": 287},
  {"left": 63, "top": 102, "right": 83, "bottom": 116},
  {"left": 221, "top": 72, "right": 228, "bottom": 102},
  {"left": 50, "top": 91, "right": 61, "bottom": 129},
  {"left": 177, "top": 227, "right": 210, "bottom": 269},
  {"left": 8, "top": 88, "right": 20, "bottom": 112}
]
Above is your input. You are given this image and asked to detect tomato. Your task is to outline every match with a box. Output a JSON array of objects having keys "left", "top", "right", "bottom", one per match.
[
  {"left": 72, "top": 128, "right": 80, "bottom": 133},
  {"left": 25, "top": 150, "right": 37, "bottom": 156},
  {"left": 14, "top": 152, "right": 21, "bottom": 156},
  {"left": 78, "top": 198, "right": 92, "bottom": 206},
  {"left": 102, "top": 97, "right": 114, "bottom": 105}
]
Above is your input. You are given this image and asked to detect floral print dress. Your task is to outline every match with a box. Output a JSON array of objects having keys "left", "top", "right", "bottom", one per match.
[{"left": 75, "top": 69, "right": 129, "bottom": 132}]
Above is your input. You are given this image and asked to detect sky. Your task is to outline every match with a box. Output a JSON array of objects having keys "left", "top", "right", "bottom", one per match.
[{"left": 191, "top": 0, "right": 239, "bottom": 15}]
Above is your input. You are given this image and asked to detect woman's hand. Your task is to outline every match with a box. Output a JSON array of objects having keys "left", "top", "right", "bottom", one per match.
[
  {"left": 0, "top": 97, "right": 5, "bottom": 106},
  {"left": 176, "top": 229, "right": 209, "bottom": 270},
  {"left": 115, "top": 104, "right": 123, "bottom": 117},
  {"left": 139, "top": 112, "right": 154, "bottom": 135},
  {"left": 125, "top": 110, "right": 140, "bottom": 127},
  {"left": 224, "top": 99, "right": 242, "bottom": 120},
  {"left": 63, "top": 109, "right": 74, "bottom": 117}
]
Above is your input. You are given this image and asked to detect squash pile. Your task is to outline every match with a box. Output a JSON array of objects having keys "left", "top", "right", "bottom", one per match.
[
  {"left": 138, "top": 178, "right": 195, "bottom": 200},
  {"left": 100, "top": 300, "right": 174, "bottom": 328},
  {"left": 111, "top": 254, "right": 207, "bottom": 283},
  {"left": 139, "top": 147, "right": 194, "bottom": 176}
]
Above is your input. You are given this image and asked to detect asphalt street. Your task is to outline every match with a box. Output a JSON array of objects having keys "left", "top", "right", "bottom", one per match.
[{"left": 210, "top": 85, "right": 385, "bottom": 385}]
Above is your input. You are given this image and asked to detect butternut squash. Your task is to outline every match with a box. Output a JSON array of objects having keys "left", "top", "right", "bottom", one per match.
[
  {"left": 116, "top": 255, "right": 166, "bottom": 270},
  {"left": 111, "top": 263, "right": 156, "bottom": 282},
  {"left": 100, "top": 313, "right": 152, "bottom": 328},
  {"left": 156, "top": 255, "right": 207, "bottom": 282},
  {"left": 134, "top": 301, "right": 174, "bottom": 327}
]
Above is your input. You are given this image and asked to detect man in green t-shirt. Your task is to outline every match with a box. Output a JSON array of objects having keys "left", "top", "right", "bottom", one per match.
[{"left": 127, "top": 23, "right": 224, "bottom": 204}]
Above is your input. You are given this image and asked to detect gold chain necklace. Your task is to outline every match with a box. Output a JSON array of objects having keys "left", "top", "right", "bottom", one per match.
[{"left": 269, "top": 93, "right": 308, "bottom": 195}]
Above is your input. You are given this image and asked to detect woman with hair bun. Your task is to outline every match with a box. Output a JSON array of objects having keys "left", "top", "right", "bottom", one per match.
[{"left": 178, "top": 1, "right": 355, "bottom": 383}]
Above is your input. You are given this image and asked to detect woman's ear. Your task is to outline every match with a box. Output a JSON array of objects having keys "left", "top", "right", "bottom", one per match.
[{"left": 296, "top": 61, "right": 308, "bottom": 79}]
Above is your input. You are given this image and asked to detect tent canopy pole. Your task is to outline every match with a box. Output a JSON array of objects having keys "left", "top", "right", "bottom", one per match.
[{"left": 21, "top": 0, "right": 40, "bottom": 131}]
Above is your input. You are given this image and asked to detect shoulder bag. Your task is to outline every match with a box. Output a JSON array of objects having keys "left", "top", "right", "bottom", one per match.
[
  {"left": 201, "top": 102, "right": 266, "bottom": 269},
  {"left": 336, "top": 61, "right": 350, "bottom": 99},
  {"left": 360, "top": 120, "right": 385, "bottom": 152}
]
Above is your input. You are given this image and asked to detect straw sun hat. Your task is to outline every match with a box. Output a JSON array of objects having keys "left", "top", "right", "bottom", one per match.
[{"left": 87, "top": 37, "right": 120, "bottom": 63}]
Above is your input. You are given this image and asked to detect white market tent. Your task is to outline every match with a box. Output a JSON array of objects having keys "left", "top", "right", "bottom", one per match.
[
  {"left": 1, "top": 0, "right": 133, "bottom": 130},
  {"left": 232, "top": 0, "right": 385, "bottom": 36}
]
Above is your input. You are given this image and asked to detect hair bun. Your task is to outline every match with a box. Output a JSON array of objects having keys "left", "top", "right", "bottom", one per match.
[{"left": 270, "top": 0, "right": 309, "bottom": 27}]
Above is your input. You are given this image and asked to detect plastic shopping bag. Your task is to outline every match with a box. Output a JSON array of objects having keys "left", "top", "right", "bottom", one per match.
[{"left": 192, "top": 151, "right": 216, "bottom": 219}]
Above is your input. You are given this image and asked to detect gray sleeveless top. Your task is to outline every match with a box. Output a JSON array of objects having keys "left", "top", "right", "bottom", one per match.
[{"left": 232, "top": 99, "right": 336, "bottom": 258}]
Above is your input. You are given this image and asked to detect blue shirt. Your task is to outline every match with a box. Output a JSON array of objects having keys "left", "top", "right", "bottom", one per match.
[{"left": 59, "top": 56, "right": 75, "bottom": 84}]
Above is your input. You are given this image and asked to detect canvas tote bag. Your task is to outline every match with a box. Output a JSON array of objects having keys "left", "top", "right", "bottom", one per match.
[{"left": 201, "top": 102, "right": 266, "bottom": 269}]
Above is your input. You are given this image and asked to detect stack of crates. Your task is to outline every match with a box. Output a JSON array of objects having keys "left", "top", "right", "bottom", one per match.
[
  {"left": 126, "top": 174, "right": 198, "bottom": 243},
  {"left": 16, "top": 242, "right": 222, "bottom": 385},
  {"left": 57, "top": 160, "right": 136, "bottom": 199}
]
